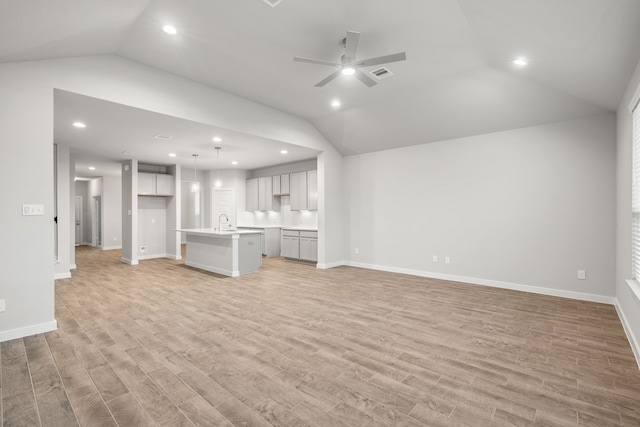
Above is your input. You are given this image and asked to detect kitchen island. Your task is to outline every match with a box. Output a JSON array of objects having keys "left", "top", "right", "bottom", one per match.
[{"left": 177, "top": 228, "right": 263, "bottom": 277}]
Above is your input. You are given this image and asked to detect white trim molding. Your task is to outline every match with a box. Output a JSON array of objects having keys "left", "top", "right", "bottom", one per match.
[
  {"left": 138, "top": 253, "right": 168, "bottom": 261},
  {"left": 317, "top": 260, "right": 346, "bottom": 269},
  {"left": 102, "top": 245, "right": 122, "bottom": 251},
  {"left": 616, "top": 293, "right": 640, "bottom": 369},
  {"left": 0, "top": 320, "right": 57, "bottom": 343},
  {"left": 121, "top": 257, "right": 139, "bottom": 265},
  {"left": 54, "top": 272, "right": 71, "bottom": 280},
  {"left": 346, "top": 261, "right": 617, "bottom": 305}
]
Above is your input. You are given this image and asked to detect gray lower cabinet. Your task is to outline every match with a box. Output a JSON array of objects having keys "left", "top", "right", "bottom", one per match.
[
  {"left": 299, "top": 231, "right": 318, "bottom": 262},
  {"left": 281, "top": 230, "right": 300, "bottom": 259},
  {"left": 239, "top": 227, "right": 281, "bottom": 257},
  {"left": 281, "top": 229, "right": 317, "bottom": 262}
]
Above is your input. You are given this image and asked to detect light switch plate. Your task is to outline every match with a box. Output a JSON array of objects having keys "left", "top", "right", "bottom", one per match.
[
  {"left": 23, "top": 204, "right": 44, "bottom": 216},
  {"left": 0, "top": 299, "right": 5, "bottom": 312}
]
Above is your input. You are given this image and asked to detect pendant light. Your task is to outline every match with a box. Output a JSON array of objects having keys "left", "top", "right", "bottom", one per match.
[
  {"left": 214, "top": 146, "right": 222, "bottom": 188},
  {"left": 191, "top": 154, "right": 199, "bottom": 192}
]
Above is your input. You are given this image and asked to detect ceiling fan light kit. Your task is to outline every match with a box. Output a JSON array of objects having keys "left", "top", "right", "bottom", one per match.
[{"left": 293, "top": 30, "right": 406, "bottom": 88}]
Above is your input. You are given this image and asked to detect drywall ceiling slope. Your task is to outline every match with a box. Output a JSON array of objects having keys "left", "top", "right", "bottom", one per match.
[
  {"left": 0, "top": 0, "right": 151, "bottom": 62},
  {"left": 3, "top": 0, "right": 640, "bottom": 157}
]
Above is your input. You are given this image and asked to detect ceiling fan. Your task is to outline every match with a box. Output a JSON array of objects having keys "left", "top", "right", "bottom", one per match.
[{"left": 293, "top": 31, "right": 407, "bottom": 88}]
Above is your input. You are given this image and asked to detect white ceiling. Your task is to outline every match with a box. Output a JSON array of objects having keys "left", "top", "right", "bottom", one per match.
[
  {"left": 3, "top": 0, "right": 640, "bottom": 174},
  {"left": 54, "top": 90, "right": 320, "bottom": 178}
]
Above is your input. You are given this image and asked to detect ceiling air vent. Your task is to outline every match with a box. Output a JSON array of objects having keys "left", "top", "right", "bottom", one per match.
[
  {"left": 370, "top": 67, "right": 393, "bottom": 80},
  {"left": 153, "top": 134, "right": 173, "bottom": 140},
  {"left": 262, "top": 0, "right": 283, "bottom": 7}
]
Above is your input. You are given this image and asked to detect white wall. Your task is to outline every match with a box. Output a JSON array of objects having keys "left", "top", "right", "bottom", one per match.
[
  {"left": 54, "top": 144, "right": 72, "bottom": 279},
  {"left": 166, "top": 165, "right": 181, "bottom": 260},
  {"left": 0, "top": 64, "right": 56, "bottom": 341},
  {"left": 616, "top": 57, "right": 640, "bottom": 364},
  {"left": 102, "top": 175, "right": 122, "bottom": 250},
  {"left": 121, "top": 160, "right": 138, "bottom": 264},
  {"left": 138, "top": 197, "right": 167, "bottom": 259},
  {"left": 345, "top": 113, "right": 616, "bottom": 301}
]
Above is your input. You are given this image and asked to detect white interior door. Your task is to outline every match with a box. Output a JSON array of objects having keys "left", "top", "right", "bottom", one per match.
[
  {"left": 74, "top": 196, "right": 83, "bottom": 245},
  {"left": 212, "top": 188, "right": 236, "bottom": 231}
]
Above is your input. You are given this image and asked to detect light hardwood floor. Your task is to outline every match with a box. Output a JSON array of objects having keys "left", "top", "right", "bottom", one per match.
[{"left": 2, "top": 245, "right": 639, "bottom": 426}]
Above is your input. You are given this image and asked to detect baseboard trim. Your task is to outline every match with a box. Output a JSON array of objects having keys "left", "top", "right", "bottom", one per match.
[
  {"left": 345, "top": 261, "right": 616, "bottom": 305},
  {"left": 121, "top": 257, "right": 139, "bottom": 265},
  {"left": 54, "top": 272, "right": 71, "bottom": 280},
  {"left": 138, "top": 253, "right": 168, "bottom": 260},
  {"left": 166, "top": 254, "right": 182, "bottom": 260},
  {"left": 317, "top": 260, "right": 346, "bottom": 269},
  {"left": 70, "top": 264, "right": 77, "bottom": 270},
  {"left": 0, "top": 320, "right": 57, "bottom": 343},
  {"left": 615, "top": 299, "right": 640, "bottom": 369},
  {"left": 102, "top": 245, "right": 122, "bottom": 251}
]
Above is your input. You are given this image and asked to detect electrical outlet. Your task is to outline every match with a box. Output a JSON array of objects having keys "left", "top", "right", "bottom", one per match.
[
  {"left": 355, "top": 248, "right": 359, "bottom": 254},
  {"left": 0, "top": 299, "right": 5, "bottom": 312},
  {"left": 577, "top": 270, "right": 586, "bottom": 280},
  {"left": 432, "top": 255, "right": 438, "bottom": 262},
  {"left": 445, "top": 257, "right": 450, "bottom": 264},
  {"left": 140, "top": 246, "right": 147, "bottom": 253}
]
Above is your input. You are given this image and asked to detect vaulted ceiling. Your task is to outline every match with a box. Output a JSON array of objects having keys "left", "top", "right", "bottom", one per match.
[{"left": 2, "top": 0, "right": 640, "bottom": 172}]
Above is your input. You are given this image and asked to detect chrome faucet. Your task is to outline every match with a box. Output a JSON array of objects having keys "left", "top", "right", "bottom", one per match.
[{"left": 218, "top": 213, "right": 229, "bottom": 231}]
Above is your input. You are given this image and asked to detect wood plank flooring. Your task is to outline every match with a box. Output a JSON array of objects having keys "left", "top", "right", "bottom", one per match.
[{"left": 2, "top": 245, "right": 639, "bottom": 426}]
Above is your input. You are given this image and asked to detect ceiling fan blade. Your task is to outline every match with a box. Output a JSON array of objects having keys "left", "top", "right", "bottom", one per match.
[
  {"left": 355, "top": 70, "right": 377, "bottom": 87},
  {"left": 314, "top": 70, "right": 342, "bottom": 87},
  {"left": 355, "top": 52, "right": 406, "bottom": 68},
  {"left": 293, "top": 56, "right": 341, "bottom": 67},
  {"left": 344, "top": 30, "right": 360, "bottom": 63}
]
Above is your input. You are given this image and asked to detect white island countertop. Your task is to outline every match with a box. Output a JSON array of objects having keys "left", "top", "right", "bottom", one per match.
[
  {"left": 280, "top": 227, "right": 318, "bottom": 232},
  {"left": 176, "top": 228, "right": 264, "bottom": 237}
]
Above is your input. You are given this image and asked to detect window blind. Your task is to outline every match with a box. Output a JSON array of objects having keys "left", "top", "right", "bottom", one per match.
[{"left": 632, "top": 100, "right": 640, "bottom": 280}]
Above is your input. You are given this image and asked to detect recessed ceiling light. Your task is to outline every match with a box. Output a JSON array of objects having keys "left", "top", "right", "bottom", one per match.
[
  {"left": 331, "top": 99, "right": 341, "bottom": 107},
  {"left": 213, "top": 136, "right": 222, "bottom": 143},
  {"left": 163, "top": 25, "right": 177, "bottom": 35},
  {"left": 513, "top": 57, "right": 528, "bottom": 67},
  {"left": 169, "top": 153, "right": 177, "bottom": 157},
  {"left": 231, "top": 161, "right": 238, "bottom": 165},
  {"left": 72, "top": 122, "right": 86, "bottom": 128},
  {"left": 281, "top": 150, "right": 288, "bottom": 154},
  {"left": 341, "top": 67, "right": 356, "bottom": 76},
  {"left": 88, "top": 166, "right": 95, "bottom": 170}
]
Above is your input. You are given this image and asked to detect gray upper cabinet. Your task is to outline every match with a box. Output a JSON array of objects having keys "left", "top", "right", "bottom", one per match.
[
  {"left": 280, "top": 174, "right": 290, "bottom": 195},
  {"left": 272, "top": 174, "right": 290, "bottom": 196},
  {"left": 246, "top": 178, "right": 258, "bottom": 211},
  {"left": 156, "top": 174, "right": 174, "bottom": 196},
  {"left": 247, "top": 176, "right": 278, "bottom": 211},
  {"left": 138, "top": 172, "right": 174, "bottom": 196},
  {"left": 307, "top": 170, "right": 317, "bottom": 211},
  {"left": 258, "top": 176, "right": 273, "bottom": 211},
  {"left": 290, "top": 170, "right": 317, "bottom": 211},
  {"left": 290, "top": 171, "right": 307, "bottom": 211}
]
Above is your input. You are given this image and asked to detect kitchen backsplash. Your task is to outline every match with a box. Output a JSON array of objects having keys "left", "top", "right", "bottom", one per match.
[{"left": 238, "top": 196, "right": 318, "bottom": 229}]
